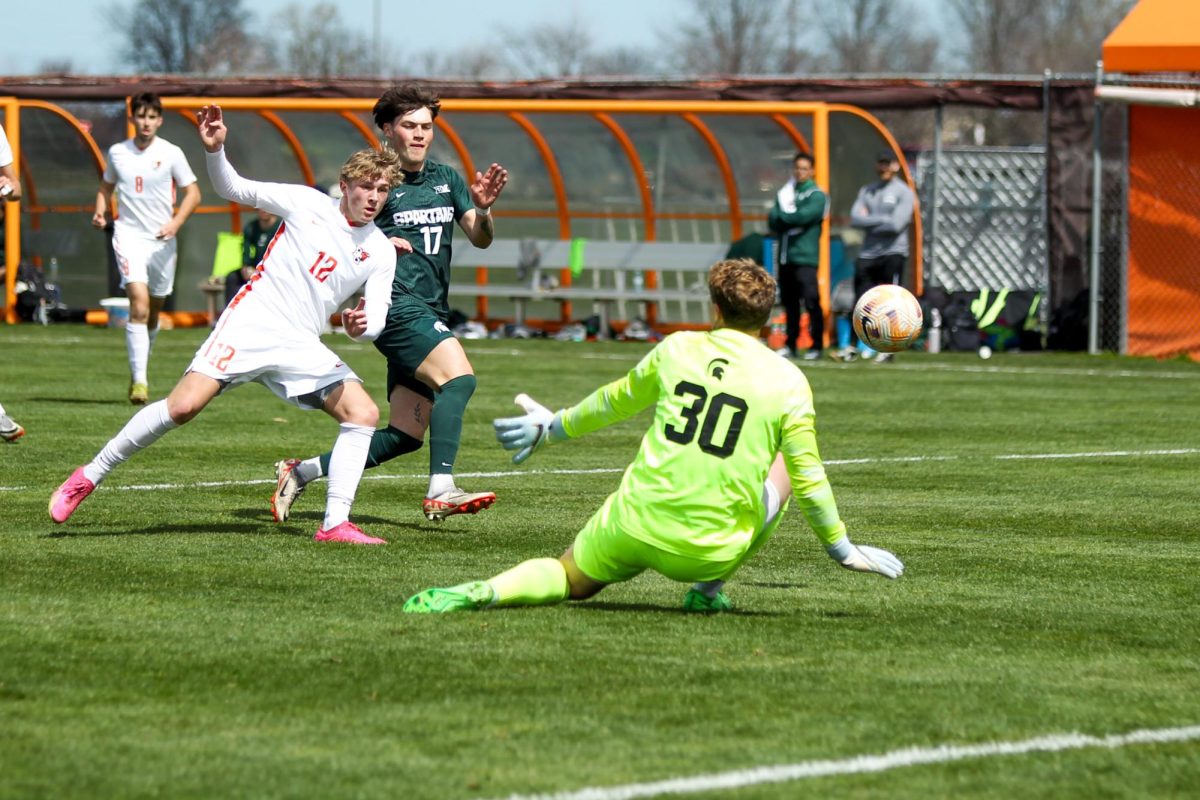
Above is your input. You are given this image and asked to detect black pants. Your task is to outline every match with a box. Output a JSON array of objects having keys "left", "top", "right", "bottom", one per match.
[
  {"left": 854, "top": 253, "right": 907, "bottom": 305},
  {"left": 778, "top": 263, "right": 823, "bottom": 354}
]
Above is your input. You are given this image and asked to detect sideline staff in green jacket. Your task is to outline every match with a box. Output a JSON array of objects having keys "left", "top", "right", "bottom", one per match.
[{"left": 767, "top": 152, "right": 828, "bottom": 360}]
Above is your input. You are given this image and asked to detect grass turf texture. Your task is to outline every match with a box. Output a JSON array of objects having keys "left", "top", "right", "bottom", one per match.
[{"left": 1, "top": 325, "right": 1198, "bottom": 799}]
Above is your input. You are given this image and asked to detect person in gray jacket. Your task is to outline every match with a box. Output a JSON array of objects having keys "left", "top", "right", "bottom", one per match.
[{"left": 847, "top": 150, "right": 914, "bottom": 362}]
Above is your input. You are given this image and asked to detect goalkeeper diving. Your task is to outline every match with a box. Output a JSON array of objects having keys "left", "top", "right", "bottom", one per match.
[{"left": 403, "top": 257, "right": 903, "bottom": 614}]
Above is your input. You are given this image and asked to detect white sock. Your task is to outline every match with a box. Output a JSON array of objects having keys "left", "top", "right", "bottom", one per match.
[
  {"left": 690, "top": 580, "right": 725, "bottom": 598},
  {"left": 85, "top": 400, "right": 178, "bottom": 484},
  {"left": 148, "top": 325, "right": 159, "bottom": 354},
  {"left": 126, "top": 322, "right": 149, "bottom": 383},
  {"left": 295, "top": 457, "right": 324, "bottom": 486},
  {"left": 427, "top": 473, "right": 455, "bottom": 498},
  {"left": 323, "top": 422, "right": 373, "bottom": 530},
  {"left": 0, "top": 402, "right": 6, "bottom": 416}
]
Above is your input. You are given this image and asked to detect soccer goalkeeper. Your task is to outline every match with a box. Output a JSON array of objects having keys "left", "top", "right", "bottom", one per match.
[{"left": 404, "top": 257, "right": 903, "bottom": 614}]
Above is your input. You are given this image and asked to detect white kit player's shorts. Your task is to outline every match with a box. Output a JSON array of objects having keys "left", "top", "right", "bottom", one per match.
[
  {"left": 114, "top": 234, "right": 178, "bottom": 297},
  {"left": 188, "top": 317, "right": 360, "bottom": 410}
]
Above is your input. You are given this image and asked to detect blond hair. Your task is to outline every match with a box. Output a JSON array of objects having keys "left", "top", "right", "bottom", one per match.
[
  {"left": 708, "top": 258, "right": 776, "bottom": 331},
  {"left": 339, "top": 148, "right": 401, "bottom": 189}
]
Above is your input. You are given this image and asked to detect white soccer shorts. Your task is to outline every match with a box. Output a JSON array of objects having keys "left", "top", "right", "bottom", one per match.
[
  {"left": 113, "top": 234, "right": 178, "bottom": 297},
  {"left": 187, "top": 320, "right": 360, "bottom": 410}
]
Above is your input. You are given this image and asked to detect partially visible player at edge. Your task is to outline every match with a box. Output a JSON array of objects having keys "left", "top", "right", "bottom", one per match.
[
  {"left": 92, "top": 92, "right": 201, "bottom": 405},
  {"left": 1, "top": 123, "right": 26, "bottom": 443},
  {"left": 404, "top": 258, "right": 904, "bottom": 614},
  {"left": 50, "top": 105, "right": 398, "bottom": 545},
  {"left": 272, "top": 83, "right": 509, "bottom": 524}
]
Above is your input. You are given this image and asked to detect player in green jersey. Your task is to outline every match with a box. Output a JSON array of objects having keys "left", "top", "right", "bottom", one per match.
[
  {"left": 403, "top": 258, "right": 904, "bottom": 614},
  {"left": 271, "top": 84, "right": 509, "bottom": 524}
]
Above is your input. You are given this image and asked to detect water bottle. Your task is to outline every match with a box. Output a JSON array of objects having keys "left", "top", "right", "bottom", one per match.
[
  {"left": 927, "top": 307, "right": 942, "bottom": 354},
  {"left": 49, "top": 257, "right": 60, "bottom": 284},
  {"left": 632, "top": 271, "right": 644, "bottom": 292}
]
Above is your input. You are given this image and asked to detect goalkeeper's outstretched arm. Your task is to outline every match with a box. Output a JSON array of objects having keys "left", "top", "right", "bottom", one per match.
[{"left": 782, "top": 430, "right": 905, "bottom": 580}]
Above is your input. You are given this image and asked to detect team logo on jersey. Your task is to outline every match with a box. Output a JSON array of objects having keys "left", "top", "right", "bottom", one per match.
[
  {"left": 394, "top": 191, "right": 405, "bottom": 199},
  {"left": 433, "top": 320, "right": 450, "bottom": 334},
  {"left": 707, "top": 358, "right": 730, "bottom": 380},
  {"left": 353, "top": 247, "right": 369, "bottom": 264},
  {"left": 433, "top": 184, "right": 450, "bottom": 194},
  {"left": 153, "top": 161, "right": 162, "bottom": 170}
]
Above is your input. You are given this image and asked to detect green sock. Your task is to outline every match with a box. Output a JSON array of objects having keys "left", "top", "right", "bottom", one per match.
[
  {"left": 488, "top": 558, "right": 570, "bottom": 607},
  {"left": 428, "top": 374, "right": 476, "bottom": 477},
  {"left": 318, "top": 425, "right": 422, "bottom": 475}
]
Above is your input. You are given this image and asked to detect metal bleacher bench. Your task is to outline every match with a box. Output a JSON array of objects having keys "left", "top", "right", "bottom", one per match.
[{"left": 448, "top": 239, "right": 728, "bottom": 334}]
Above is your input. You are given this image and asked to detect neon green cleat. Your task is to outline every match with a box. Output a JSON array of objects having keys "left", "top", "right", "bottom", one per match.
[
  {"left": 682, "top": 589, "right": 733, "bottom": 613},
  {"left": 403, "top": 581, "right": 494, "bottom": 614}
]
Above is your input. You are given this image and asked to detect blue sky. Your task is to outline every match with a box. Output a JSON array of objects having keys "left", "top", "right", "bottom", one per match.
[{"left": 1, "top": 0, "right": 687, "bottom": 75}]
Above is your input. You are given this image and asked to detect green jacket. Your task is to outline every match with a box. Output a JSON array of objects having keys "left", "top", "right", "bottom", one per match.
[{"left": 767, "top": 179, "right": 827, "bottom": 267}]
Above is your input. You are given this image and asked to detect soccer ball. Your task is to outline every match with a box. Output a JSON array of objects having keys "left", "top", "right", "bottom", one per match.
[{"left": 852, "top": 284, "right": 923, "bottom": 353}]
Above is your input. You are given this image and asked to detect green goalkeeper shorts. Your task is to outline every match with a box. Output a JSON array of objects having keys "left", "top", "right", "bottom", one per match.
[{"left": 572, "top": 497, "right": 790, "bottom": 585}]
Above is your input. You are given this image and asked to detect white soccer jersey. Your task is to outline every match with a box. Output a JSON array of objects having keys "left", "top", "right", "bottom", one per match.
[
  {"left": 103, "top": 137, "right": 198, "bottom": 239},
  {"left": 205, "top": 148, "right": 395, "bottom": 341},
  {"left": 0, "top": 123, "right": 12, "bottom": 168}
]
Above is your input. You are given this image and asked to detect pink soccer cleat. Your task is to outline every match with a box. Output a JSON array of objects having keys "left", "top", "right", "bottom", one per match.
[
  {"left": 49, "top": 467, "right": 96, "bottom": 524},
  {"left": 314, "top": 521, "right": 387, "bottom": 545}
]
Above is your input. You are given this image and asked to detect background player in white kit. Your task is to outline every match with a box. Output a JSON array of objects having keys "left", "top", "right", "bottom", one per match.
[
  {"left": 52, "top": 105, "right": 399, "bottom": 545},
  {"left": 1, "top": 122, "right": 26, "bottom": 442},
  {"left": 92, "top": 92, "right": 201, "bottom": 405}
]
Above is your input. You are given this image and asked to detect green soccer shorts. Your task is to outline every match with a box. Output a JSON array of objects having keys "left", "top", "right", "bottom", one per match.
[{"left": 372, "top": 298, "right": 455, "bottom": 402}]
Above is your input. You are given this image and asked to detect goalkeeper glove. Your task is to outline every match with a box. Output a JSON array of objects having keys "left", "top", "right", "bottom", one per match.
[
  {"left": 493, "top": 393, "right": 568, "bottom": 464},
  {"left": 825, "top": 536, "right": 904, "bottom": 579}
]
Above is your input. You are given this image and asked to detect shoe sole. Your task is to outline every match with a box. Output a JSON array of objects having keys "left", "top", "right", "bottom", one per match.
[
  {"left": 423, "top": 494, "right": 496, "bottom": 522},
  {"left": 0, "top": 429, "right": 24, "bottom": 443}
]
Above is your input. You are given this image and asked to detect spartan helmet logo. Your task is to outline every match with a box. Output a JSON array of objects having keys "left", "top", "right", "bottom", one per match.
[{"left": 707, "top": 358, "right": 730, "bottom": 380}]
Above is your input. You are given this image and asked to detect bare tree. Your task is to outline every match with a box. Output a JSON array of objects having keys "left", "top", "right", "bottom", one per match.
[
  {"left": 661, "top": 0, "right": 811, "bottom": 75},
  {"left": 948, "top": 0, "right": 1132, "bottom": 74},
  {"left": 503, "top": 14, "right": 594, "bottom": 78},
  {"left": 585, "top": 47, "right": 664, "bottom": 77},
  {"left": 817, "top": 0, "right": 942, "bottom": 74},
  {"left": 276, "top": 2, "right": 376, "bottom": 77},
  {"left": 947, "top": 0, "right": 1044, "bottom": 73},
  {"left": 106, "top": 0, "right": 258, "bottom": 74}
]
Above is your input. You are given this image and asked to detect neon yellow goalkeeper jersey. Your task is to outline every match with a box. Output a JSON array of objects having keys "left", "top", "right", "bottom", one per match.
[{"left": 562, "top": 327, "right": 845, "bottom": 562}]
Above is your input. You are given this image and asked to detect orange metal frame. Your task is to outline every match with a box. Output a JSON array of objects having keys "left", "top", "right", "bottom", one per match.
[{"left": 4, "top": 96, "right": 920, "bottom": 331}]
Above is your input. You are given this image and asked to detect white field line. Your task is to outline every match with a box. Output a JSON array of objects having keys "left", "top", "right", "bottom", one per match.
[
  {"left": 6, "top": 447, "right": 1199, "bottom": 495},
  {"left": 487, "top": 724, "right": 1200, "bottom": 800}
]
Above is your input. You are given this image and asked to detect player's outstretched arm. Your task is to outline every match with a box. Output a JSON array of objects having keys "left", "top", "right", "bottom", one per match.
[
  {"left": 826, "top": 536, "right": 904, "bottom": 579},
  {"left": 493, "top": 393, "right": 568, "bottom": 464}
]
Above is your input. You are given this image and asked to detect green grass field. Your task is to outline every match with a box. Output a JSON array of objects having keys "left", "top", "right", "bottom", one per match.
[{"left": 2, "top": 324, "right": 1198, "bottom": 799}]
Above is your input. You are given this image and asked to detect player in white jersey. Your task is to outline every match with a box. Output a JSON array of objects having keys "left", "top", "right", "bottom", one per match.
[
  {"left": 1, "top": 124, "right": 24, "bottom": 441},
  {"left": 92, "top": 92, "right": 201, "bottom": 405},
  {"left": 51, "top": 104, "right": 400, "bottom": 545}
]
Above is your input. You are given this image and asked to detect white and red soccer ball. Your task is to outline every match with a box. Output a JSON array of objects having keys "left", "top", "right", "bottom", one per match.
[{"left": 852, "top": 284, "right": 923, "bottom": 353}]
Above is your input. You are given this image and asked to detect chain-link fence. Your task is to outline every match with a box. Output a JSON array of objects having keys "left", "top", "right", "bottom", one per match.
[
  {"left": 1096, "top": 103, "right": 1127, "bottom": 353},
  {"left": 1095, "top": 75, "right": 1200, "bottom": 358}
]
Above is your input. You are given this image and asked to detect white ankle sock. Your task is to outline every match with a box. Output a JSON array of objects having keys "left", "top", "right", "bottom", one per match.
[
  {"left": 690, "top": 580, "right": 725, "bottom": 599},
  {"left": 126, "top": 322, "right": 149, "bottom": 383},
  {"left": 427, "top": 473, "right": 455, "bottom": 498},
  {"left": 295, "top": 457, "right": 324, "bottom": 485},
  {"left": 323, "top": 422, "right": 373, "bottom": 530},
  {"left": 85, "top": 400, "right": 178, "bottom": 484}
]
